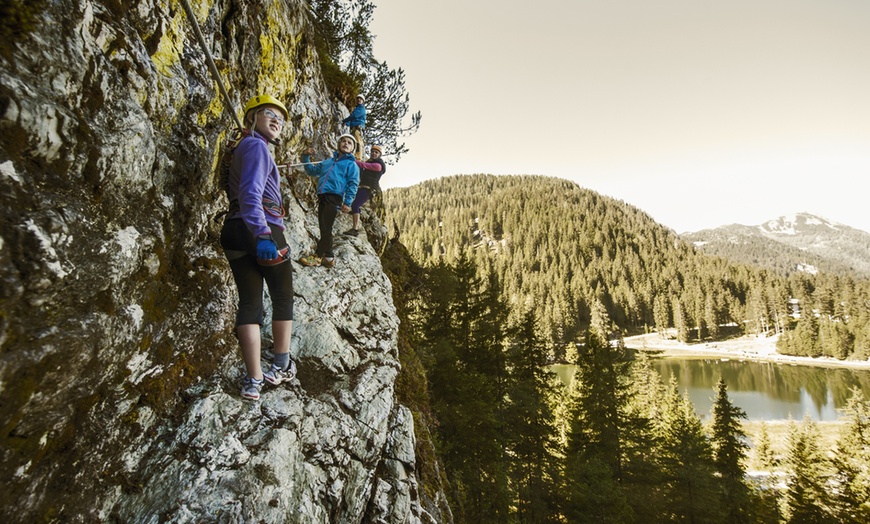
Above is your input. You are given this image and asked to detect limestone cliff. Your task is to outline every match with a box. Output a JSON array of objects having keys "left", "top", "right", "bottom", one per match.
[{"left": 0, "top": 1, "right": 447, "bottom": 522}]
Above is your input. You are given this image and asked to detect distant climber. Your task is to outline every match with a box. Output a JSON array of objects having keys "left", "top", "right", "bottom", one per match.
[
  {"left": 219, "top": 94, "right": 297, "bottom": 401},
  {"left": 342, "top": 94, "right": 367, "bottom": 159},
  {"left": 298, "top": 134, "right": 360, "bottom": 268},
  {"left": 344, "top": 145, "right": 386, "bottom": 237}
]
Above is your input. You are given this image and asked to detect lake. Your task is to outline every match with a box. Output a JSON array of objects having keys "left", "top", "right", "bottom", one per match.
[{"left": 552, "top": 356, "right": 870, "bottom": 422}]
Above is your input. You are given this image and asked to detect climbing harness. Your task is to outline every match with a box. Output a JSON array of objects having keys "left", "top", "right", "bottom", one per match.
[
  {"left": 217, "top": 128, "right": 251, "bottom": 194},
  {"left": 257, "top": 245, "right": 292, "bottom": 266}
]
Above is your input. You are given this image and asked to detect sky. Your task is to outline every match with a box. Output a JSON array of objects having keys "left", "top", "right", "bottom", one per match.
[{"left": 367, "top": 0, "right": 870, "bottom": 234}]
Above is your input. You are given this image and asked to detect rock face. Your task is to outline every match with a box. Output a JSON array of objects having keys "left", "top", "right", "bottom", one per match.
[{"left": 0, "top": 1, "right": 439, "bottom": 522}]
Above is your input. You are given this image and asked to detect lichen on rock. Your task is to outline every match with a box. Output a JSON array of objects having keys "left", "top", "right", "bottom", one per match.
[{"left": 0, "top": 0, "right": 441, "bottom": 522}]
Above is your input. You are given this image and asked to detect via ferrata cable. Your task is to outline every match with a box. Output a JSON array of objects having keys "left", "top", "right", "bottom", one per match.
[{"left": 179, "top": 0, "right": 243, "bottom": 131}]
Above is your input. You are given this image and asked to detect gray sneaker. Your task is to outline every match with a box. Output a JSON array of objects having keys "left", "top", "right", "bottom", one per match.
[
  {"left": 264, "top": 360, "right": 297, "bottom": 386},
  {"left": 241, "top": 376, "right": 264, "bottom": 401}
]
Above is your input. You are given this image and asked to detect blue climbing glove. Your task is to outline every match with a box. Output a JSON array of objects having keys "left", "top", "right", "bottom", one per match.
[{"left": 256, "top": 237, "right": 279, "bottom": 260}]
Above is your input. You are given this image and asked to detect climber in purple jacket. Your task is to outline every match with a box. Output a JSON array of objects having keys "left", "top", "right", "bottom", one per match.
[{"left": 220, "top": 94, "right": 297, "bottom": 401}]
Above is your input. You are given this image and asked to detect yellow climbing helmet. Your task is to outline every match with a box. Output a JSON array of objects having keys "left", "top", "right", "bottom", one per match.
[{"left": 243, "top": 94, "right": 288, "bottom": 120}]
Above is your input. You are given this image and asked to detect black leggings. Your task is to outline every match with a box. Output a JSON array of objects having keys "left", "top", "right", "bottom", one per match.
[
  {"left": 220, "top": 219, "right": 294, "bottom": 326},
  {"left": 316, "top": 193, "right": 343, "bottom": 258},
  {"left": 350, "top": 187, "right": 372, "bottom": 214}
]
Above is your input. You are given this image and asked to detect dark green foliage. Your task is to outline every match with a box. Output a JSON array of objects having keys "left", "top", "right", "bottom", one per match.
[
  {"left": 563, "top": 455, "right": 634, "bottom": 524},
  {"left": 308, "top": 0, "right": 420, "bottom": 159},
  {"left": 385, "top": 174, "right": 870, "bottom": 360},
  {"left": 504, "top": 310, "right": 563, "bottom": 522},
  {"left": 420, "top": 255, "right": 512, "bottom": 522},
  {"left": 655, "top": 382, "right": 722, "bottom": 523},
  {"left": 622, "top": 353, "right": 669, "bottom": 521},
  {"left": 381, "top": 175, "right": 870, "bottom": 522},
  {"left": 784, "top": 417, "right": 832, "bottom": 523},
  {"left": 829, "top": 389, "right": 870, "bottom": 523},
  {"left": 379, "top": 239, "right": 451, "bottom": 514},
  {"left": 567, "top": 328, "right": 630, "bottom": 477},
  {"left": 563, "top": 327, "right": 663, "bottom": 521},
  {"left": 386, "top": 174, "right": 715, "bottom": 352},
  {"left": 710, "top": 379, "right": 754, "bottom": 523}
]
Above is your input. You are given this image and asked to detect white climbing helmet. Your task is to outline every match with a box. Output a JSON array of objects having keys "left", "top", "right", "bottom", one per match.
[{"left": 337, "top": 133, "right": 357, "bottom": 149}]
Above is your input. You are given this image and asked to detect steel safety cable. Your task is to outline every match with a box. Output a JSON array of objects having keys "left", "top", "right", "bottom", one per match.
[{"left": 179, "top": 0, "right": 243, "bottom": 131}]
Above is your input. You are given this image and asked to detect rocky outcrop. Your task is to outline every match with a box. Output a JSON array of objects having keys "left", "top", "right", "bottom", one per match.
[{"left": 0, "top": 0, "right": 440, "bottom": 522}]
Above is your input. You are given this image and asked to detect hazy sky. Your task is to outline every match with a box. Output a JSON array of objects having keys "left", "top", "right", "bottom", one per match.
[{"left": 368, "top": 0, "right": 870, "bottom": 234}]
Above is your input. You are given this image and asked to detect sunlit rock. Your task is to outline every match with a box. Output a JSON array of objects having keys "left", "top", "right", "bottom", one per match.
[{"left": 0, "top": 0, "right": 441, "bottom": 522}]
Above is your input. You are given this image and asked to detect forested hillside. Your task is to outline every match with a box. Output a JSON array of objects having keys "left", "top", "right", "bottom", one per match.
[
  {"left": 379, "top": 228, "right": 870, "bottom": 523},
  {"left": 384, "top": 175, "right": 870, "bottom": 360}
]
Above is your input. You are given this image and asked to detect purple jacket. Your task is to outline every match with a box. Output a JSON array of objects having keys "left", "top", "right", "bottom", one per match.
[{"left": 226, "top": 133, "right": 284, "bottom": 237}]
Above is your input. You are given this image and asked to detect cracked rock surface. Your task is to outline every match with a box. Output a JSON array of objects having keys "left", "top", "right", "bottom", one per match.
[{"left": 0, "top": 1, "right": 439, "bottom": 522}]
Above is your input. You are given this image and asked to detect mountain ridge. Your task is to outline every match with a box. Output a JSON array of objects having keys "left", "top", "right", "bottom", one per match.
[{"left": 682, "top": 212, "right": 870, "bottom": 277}]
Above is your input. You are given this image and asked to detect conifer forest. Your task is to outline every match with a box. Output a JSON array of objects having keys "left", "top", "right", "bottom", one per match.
[{"left": 381, "top": 174, "right": 870, "bottom": 523}]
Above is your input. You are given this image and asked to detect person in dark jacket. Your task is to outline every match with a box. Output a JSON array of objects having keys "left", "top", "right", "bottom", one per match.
[
  {"left": 220, "top": 94, "right": 297, "bottom": 401},
  {"left": 298, "top": 134, "right": 360, "bottom": 268},
  {"left": 344, "top": 145, "right": 386, "bottom": 236},
  {"left": 341, "top": 94, "right": 366, "bottom": 159}
]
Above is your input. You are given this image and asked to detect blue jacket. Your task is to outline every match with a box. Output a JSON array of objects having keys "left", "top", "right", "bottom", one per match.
[
  {"left": 302, "top": 151, "right": 360, "bottom": 207},
  {"left": 227, "top": 133, "right": 284, "bottom": 237},
  {"left": 342, "top": 104, "right": 367, "bottom": 128}
]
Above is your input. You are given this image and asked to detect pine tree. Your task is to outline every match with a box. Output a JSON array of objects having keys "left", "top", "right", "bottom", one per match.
[
  {"left": 451, "top": 255, "right": 511, "bottom": 523},
  {"left": 753, "top": 421, "right": 778, "bottom": 471},
  {"left": 504, "top": 310, "right": 562, "bottom": 523},
  {"left": 418, "top": 256, "right": 511, "bottom": 523},
  {"left": 673, "top": 297, "right": 690, "bottom": 343},
  {"left": 784, "top": 416, "right": 831, "bottom": 523},
  {"left": 654, "top": 294, "right": 671, "bottom": 338},
  {"left": 622, "top": 351, "right": 668, "bottom": 521},
  {"left": 705, "top": 291, "right": 721, "bottom": 339},
  {"left": 309, "top": 0, "right": 420, "bottom": 158},
  {"left": 710, "top": 378, "right": 754, "bottom": 523},
  {"left": 563, "top": 327, "right": 636, "bottom": 522},
  {"left": 829, "top": 388, "right": 870, "bottom": 523},
  {"left": 656, "top": 377, "right": 722, "bottom": 523},
  {"left": 567, "top": 327, "right": 627, "bottom": 476},
  {"left": 361, "top": 60, "right": 422, "bottom": 160},
  {"left": 789, "top": 312, "right": 821, "bottom": 357},
  {"left": 563, "top": 454, "right": 634, "bottom": 524}
]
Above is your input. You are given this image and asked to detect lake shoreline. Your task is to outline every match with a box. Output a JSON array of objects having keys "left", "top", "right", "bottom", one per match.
[{"left": 625, "top": 332, "right": 870, "bottom": 371}]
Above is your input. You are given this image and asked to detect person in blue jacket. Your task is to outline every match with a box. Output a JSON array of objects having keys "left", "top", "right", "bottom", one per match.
[
  {"left": 341, "top": 94, "right": 366, "bottom": 159},
  {"left": 298, "top": 134, "right": 360, "bottom": 268},
  {"left": 220, "top": 94, "right": 297, "bottom": 401}
]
